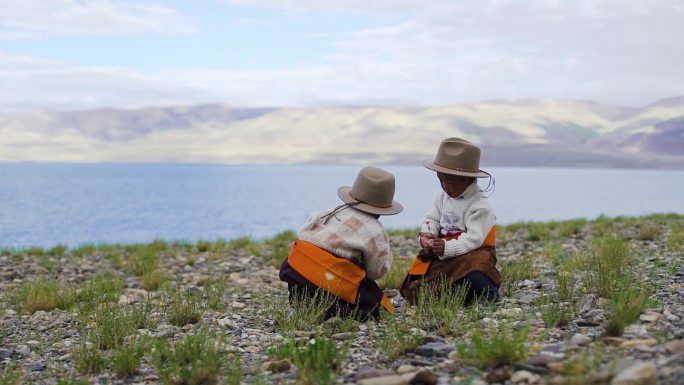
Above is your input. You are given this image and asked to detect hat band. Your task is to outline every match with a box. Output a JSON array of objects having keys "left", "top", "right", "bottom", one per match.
[
  {"left": 433, "top": 160, "right": 480, "bottom": 174},
  {"left": 349, "top": 191, "right": 393, "bottom": 208}
]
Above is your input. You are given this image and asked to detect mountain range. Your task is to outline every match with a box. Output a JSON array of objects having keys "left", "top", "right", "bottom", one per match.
[{"left": 1, "top": 97, "right": 683, "bottom": 168}]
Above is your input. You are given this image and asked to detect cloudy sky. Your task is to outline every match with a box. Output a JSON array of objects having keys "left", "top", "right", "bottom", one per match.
[{"left": 1, "top": 0, "right": 683, "bottom": 114}]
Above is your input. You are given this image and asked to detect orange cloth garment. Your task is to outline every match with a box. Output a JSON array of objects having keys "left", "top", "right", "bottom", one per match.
[{"left": 287, "top": 240, "right": 394, "bottom": 313}]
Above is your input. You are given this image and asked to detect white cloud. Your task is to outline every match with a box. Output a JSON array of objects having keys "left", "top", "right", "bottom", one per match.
[
  {"left": 1, "top": 0, "right": 683, "bottom": 112},
  {"left": 0, "top": 0, "right": 194, "bottom": 37}
]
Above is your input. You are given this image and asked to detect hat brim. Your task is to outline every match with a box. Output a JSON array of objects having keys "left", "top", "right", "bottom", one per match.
[
  {"left": 337, "top": 186, "right": 403, "bottom": 216},
  {"left": 422, "top": 159, "right": 490, "bottom": 178}
]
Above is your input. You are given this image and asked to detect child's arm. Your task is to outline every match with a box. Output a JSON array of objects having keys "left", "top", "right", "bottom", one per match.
[
  {"left": 363, "top": 230, "right": 392, "bottom": 280},
  {"left": 418, "top": 193, "right": 442, "bottom": 249},
  {"left": 439, "top": 208, "right": 496, "bottom": 259}
]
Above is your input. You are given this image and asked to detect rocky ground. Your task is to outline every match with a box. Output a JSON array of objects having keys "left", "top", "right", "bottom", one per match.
[{"left": 1, "top": 214, "right": 683, "bottom": 385}]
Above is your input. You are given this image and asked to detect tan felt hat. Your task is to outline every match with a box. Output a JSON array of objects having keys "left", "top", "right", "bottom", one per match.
[{"left": 337, "top": 166, "right": 403, "bottom": 216}]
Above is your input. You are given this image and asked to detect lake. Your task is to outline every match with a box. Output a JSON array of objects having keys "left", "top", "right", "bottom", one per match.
[{"left": 0, "top": 163, "right": 682, "bottom": 248}]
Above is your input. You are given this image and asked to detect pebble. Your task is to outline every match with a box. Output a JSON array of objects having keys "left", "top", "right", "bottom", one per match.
[
  {"left": 356, "top": 375, "right": 405, "bottom": 385},
  {"left": 639, "top": 313, "right": 658, "bottom": 323},
  {"left": 611, "top": 361, "right": 657, "bottom": 385},
  {"left": 30, "top": 362, "right": 46, "bottom": 372},
  {"left": 333, "top": 332, "right": 355, "bottom": 341},
  {"left": 355, "top": 369, "right": 396, "bottom": 381},
  {"left": 15, "top": 345, "right": 30, "bottom": 357},
  {"left": 396, "top": 365, "right": 417, "bottom": 374},
  {"left": 262, "top": 359, "right": 291, "bottom": 373},
  {"left": 510, "top": 370, "right": 541, "bottom": 384},
  {"left": 0, "top": 348, "right": 12, "bottom": 360},
  {"left": 415, "top": 342, "right": 454, "bottom": 357},
  {"left": 570, "top": 333, "right": 592, "bottom": 347},
  {"left": 621, "top": 339, "right": 658, "bottom": 349},
  {"left": 665, "top": 339, "right": 684, "bottom": 354}
]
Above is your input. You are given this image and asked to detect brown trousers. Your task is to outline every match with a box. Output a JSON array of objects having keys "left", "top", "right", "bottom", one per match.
[{"left": 400, "top": 247, "right": 501, "bottom": 304}]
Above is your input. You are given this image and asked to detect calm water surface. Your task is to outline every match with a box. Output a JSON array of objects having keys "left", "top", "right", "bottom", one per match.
[{"left": 0, "top": 163, "right": 682, "bottom": 248}]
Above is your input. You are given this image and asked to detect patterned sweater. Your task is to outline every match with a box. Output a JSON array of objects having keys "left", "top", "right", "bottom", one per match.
[
  {"left": 297, "top": 207, "right": 392, "bottom": 280},
  {"left": 422, "top": 181, "right": 496, "bottom": 259}
]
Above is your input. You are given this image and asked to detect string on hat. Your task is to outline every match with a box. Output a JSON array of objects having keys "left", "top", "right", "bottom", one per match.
[
  {"left": 480, "top": 171, "right": 496, "bottom": 197},
  {"left": 322, "top": 201, "right": 364, "bottom": 224}
]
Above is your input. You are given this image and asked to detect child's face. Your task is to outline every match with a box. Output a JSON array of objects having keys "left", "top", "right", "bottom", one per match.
[{"left": 437, "top": 173, "right": 473, "bottom": 198}]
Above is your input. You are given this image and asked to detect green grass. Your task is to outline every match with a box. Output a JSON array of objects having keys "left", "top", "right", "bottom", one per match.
[
  {"left": 413, "top": 277, "right": 469, "bottom": 336},
  {"left": 168, "top": 290, "right": 203, "bottom": 327},
  {"left": 292, "top": 336, "right": 342, "bottom": 385},
  {"left": 74, "top": 342, "right": 106, "bottom": 375},
  {"left": 76, "top": 272, "right": 124, "bottom": 304},
  {"left": 667, "top": 222, "right": 683, "bottom": 251},
  {"left": 56, "top": 377, "right": 90, "bottom": 385},
  {"left": 378, "top": 256, "right": 413, "bottom": 290},
  {"left": 500, "top": 258, "right": 536, "bottom": 295},
  {"left": 269, "top": 336, "right": 343, "bottom": 385},
  {"left": 456, "top": 321, "right": 530, "bottom": 368},
  {"left": 583, "top": 237, "right": 630, "bottom": 298},
  {"left": 0, "top": 365, "right": 21, "bottom": 385},
  {"left": 605, "top": 275, "right": 649, "bottom": 336},
  {"left": 537, "top": 296, "right": 573, "bottom": 328},
  {"left": 129, "top": 245, "right": 160, "bottom": 276},
  {"left": 111, "top": 336, "right": 148, "bottom": 378},
  {"left": 555, "top": 268, "right": 575, "bottom": 303},
  {"left": 371, "top": 311, "right": 422, "bottom": 359},
  {"left": 202, "top": 279, "right": 228, "bottom": 311},
  {"left": 71, "top": 244, "right": 98, "bottom": 258},
  {"left": 229, "top": 236, "right": 260, "bottom": 255},
  {"left": 638, "top": 222, "right": 661, "bottom": 241},
  {"left": 91, "top": 302, "right": 155, "bottom": 350},
  {"left": 140, "top": 269, "right": 167, "bottom": 291},
  {"left": 263, "top": 230, "right": 297, "bottom": 268},
  {"left": 152, "top": 329, "right": 226, "bottom": 385},
  {"left": 11, "top": 278, "right": 74, "bottom": 314},
  {"left": 556, "top": 219, "right": 587, "bottom": 238},
  {"left": 47, "top": 244, "right": 68, "bottom": 256},
  {"left": 267, "top": 289, "right": 336, "bottom": 334}
]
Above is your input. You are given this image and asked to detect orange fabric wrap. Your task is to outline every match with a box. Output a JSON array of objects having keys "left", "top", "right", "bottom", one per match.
[
  {"left": 407, "top": 226, "right": 496, "bottom": 276},
  {"left": 287, "top": 240, "right": 366, "bottom": 305},
  {"left": 483, "top": 225, "right": 496, "bottom": 247},
  {"left": 380, "top": 294, "right": 394, "bottom": 313}
]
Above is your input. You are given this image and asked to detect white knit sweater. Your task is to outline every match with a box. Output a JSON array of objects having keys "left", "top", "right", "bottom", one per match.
[
  {"left": 297, "top": 207, "right": 392, "bottom": 280},
  {"left": 421, "top": 181, "right": 496, "bottom": 259}
]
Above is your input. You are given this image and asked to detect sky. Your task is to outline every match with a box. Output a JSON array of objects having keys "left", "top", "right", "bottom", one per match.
[{"left": 1, "top": 0, "right": 683, "bottom": 114}]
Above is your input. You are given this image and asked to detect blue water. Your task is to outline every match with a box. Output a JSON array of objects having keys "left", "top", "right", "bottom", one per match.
[{"left": 0, "top": 163, "right": 682, "bottom": 248}]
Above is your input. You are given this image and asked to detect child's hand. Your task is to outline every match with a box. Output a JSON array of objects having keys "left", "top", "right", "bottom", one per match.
[
  {"left": 419, "top": 232, "right": 436, "bottom": 250},
  {"left": 429, "top": 238, "right": 445, "bottom": 256}
]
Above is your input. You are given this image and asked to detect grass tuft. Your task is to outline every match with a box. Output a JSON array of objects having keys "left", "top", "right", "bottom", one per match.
[
  {"left": 11, "top": 278, "right": 74, "bottom": 314},
  {"left": 583, "top": 237, "right": 630, "bottom": 298},
  {"left": 152, "top": 328, "right": 226, "bottom": 385},
  {"left": 168, "top": 290, "right": 203, "bottom": 327},
  {"left": 267, "top": 289, "right": 335, "bottom": 334},
  {"left": 456, "top": 321, "right": 529, "bottom": 368},
  {"left": 74, "top": 342, "right": 106, "bottom": 375},
  {"left": 378, "top": 256, "right": 413, "bottom": 290}
]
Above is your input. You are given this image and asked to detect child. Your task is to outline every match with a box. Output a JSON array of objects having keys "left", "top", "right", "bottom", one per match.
[
  {"left": 400, "top": 137, "right": 501, "bottom": 304},
  {"left": 279, "top": 166, "right": 403, "bottom": 320}
]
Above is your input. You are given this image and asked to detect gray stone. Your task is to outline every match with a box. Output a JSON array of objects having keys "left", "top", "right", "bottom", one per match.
[
  {"left": 0, "top": 348, "right": 12, "bottom": 360},
  {"left": 415, "top": 342, "right": 454, "bottom": 357},
  {"left": 665, "top": 339, "right": 684, "bottom": 354},
  {"left": 580, "top": 294, "right": 597, "bottom": 313},
  {"left": 355, "top": 368, "right": 396, "bottom": 381},
  {"left": 15, "top": 344, "right": 30, "bottom": 357},
  {"left": 570, "top": 333, "right": 592, "bottom": 347},
  {"left": 611, "top": 361, "right": 657, "bottom": 385},
  {"left": 30, "top": 362, "right": 46, "bottom": 372}
]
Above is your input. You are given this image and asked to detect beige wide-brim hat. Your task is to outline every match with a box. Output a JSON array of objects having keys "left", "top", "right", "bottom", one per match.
[
  {"left": 337, "top": 166, "right": 403, "bottom": 216},
  {"left": 423, "top": 137, "right": 490, "bottom": 178}
]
